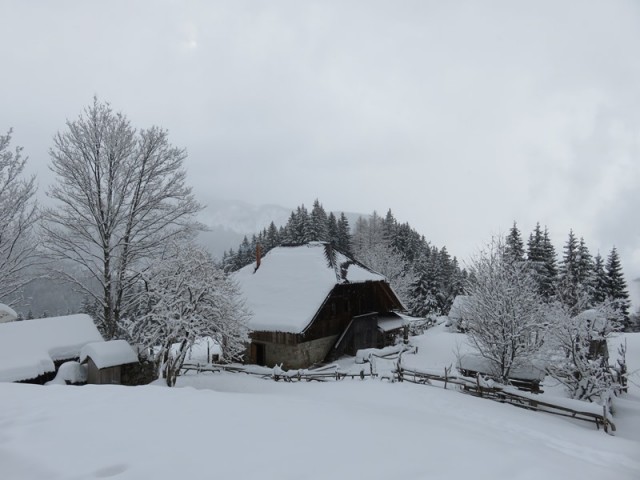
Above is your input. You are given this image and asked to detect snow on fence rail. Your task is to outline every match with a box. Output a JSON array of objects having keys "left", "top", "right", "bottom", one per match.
[
  {"left": 398, "top": 365, "right": 616, "bottom": 434},
  {"left": 179, "top": 358, "right": 616, "bottom": 434}
]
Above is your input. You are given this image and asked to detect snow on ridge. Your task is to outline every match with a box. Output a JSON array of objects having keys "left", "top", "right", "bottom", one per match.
[
  {"left": 234, "top": 243, "right": 385, "bottom": 334},
  {"left": 0, "top": 314, "right": 103, "bottom": 382}
]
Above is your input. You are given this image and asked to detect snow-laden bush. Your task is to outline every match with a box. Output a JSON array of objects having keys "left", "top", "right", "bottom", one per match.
[
  {"left": 128, "top": 242, "right": 250, "bottom": 386},
  {"left": 545, "top": 301, "right": 622, "bottom": 403},
  {"left": 460, "top": 238, "right": 549, "bottom": 383}
]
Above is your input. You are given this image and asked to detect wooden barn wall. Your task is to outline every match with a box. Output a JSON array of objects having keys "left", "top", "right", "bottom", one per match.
[
  {"left": 247, "top": 280, "right": 404, "bottom": 367},
  {"left": 250, "top": 281, "right": 402, "bottom": 347}
]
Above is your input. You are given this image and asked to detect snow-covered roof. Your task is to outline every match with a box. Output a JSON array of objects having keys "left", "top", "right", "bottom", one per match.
[
  {"left": 234, "top": 242, "right": 386, "bottom": 334},
  {"left": 448, "top": 295, "right": 473, "bottom": 320},
  {"left": 377, "top": 314, "right": 405, "bottom": 332},
  {"left": 0, "top": 314, "right": 103, "bottom": 382},
  {"left": 80, "top": 340, "right": 138, "bottom": 369},
  {"left": 0, "top": 303, "right": 18, "bottom": 323},
  {"left": 574, "top": 309, "right": 608, "bottom": 332},
  {"left": 457, "top": 354, "right": 545, "bottom": 382}
]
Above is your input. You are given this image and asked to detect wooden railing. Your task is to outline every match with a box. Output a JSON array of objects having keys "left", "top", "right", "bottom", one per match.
[{"left": 179, "top": 360, "right": 616, "bottom": 434}]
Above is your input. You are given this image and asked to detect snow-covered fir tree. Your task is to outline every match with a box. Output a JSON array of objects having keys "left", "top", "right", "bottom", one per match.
[
  {"left": 589, "top": 253, "right": 608, "bottom": 305},
  {"left": 505, "top": 221, "right": 525, "bottom": 263},
  {"left": 336, "top": 212, "right": 352, "bottom": 254},
  {"left": 308, "top": 199, "right": 329, "bottom": 242},
  {"left": 605, "top": 246, "right": 630, "bottom": 328}
]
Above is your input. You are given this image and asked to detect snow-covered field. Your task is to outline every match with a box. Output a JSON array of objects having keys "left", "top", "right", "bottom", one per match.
[{"left": 2, "top": 326, "right": 639, "bottom": 480}]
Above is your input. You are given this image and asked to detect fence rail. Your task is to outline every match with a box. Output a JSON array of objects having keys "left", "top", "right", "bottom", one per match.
[{"left": 180, "top": 360, "right": 616, "bottom": 434}]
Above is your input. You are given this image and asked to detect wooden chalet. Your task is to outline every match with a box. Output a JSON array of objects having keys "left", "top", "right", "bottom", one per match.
[{"left": 234, "top": 242, "right": 408, "bottom": 369}]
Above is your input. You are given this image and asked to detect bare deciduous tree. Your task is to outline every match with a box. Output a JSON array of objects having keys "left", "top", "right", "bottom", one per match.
[
  {"left": 0, "top": 130, "right": 38, "bottom": 302},
  {"left": 461, "top": 237, "right": 548, "bottom": 382},
  {"left": 42, "top": 98, "right": 202, "bottom": 338}
]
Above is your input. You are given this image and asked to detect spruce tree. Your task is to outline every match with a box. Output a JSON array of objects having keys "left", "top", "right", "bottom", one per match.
[
  {"left": 558, "top": 229, "right": 582, "bottom": 311},
  {"left": 527, "top": 223, "right": 547, "bottom": 298},
  {"left": 605, "top": 247, "right": 630, "bottom": 328},
  {"left": 541, "top": 227, "right": 558, "bottom": 299},
  {"left": 575, "top": 237, "right": 594, "bottom": 287},
  {"left": 590, "top": 253, "right": 608, "bottom": 305},
  {"left": 336, "top": 213, "right": 352, "bottom": 254},
  {"left": 527, "top": 223, "right": 544, "bottom": 263},
  {"left": 309, "top": 199, "right": 329, "bottom": 242},
  {"left": 505, "top": 221, "right": 525, "bottom": 263},
  {"left": 265, "top": 221, "right": 280, "bottom": 250},
  {"left": 327, "top": 212, "right": 339, "bottom": 246}
]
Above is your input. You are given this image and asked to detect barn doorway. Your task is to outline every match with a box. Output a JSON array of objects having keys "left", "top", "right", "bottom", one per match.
[{"left": 253, "top": 343, "right": 266, "bottom": 366}]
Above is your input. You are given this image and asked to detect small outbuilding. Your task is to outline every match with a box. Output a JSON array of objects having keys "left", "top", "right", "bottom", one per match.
[
  {"left": 80, "top": 340, "right": 139, "bottom": 385},
  {"left": 457, "top": 354, "right": 546, "bottom": 393},
  {"left": 0, "top": 314, "right": 103, "bottom": 383},
  {"left": 0, "top": 303, "right": 18, "bottom": 323}
]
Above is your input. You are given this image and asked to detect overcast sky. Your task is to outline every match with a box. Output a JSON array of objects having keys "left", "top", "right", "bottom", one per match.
[{"left": 2, "top": 1, "right": 639, "bottom": 304}]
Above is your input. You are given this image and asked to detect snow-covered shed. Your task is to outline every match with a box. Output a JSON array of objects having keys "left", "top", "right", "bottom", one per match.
[
  {"left": 0, "top": 314, "right": 103, "bottom": 383},
  {"left": 574, "top": 309, "right": 610, "bottom": 360},
  {"left": 457, "top": 354, "right": 546, "bottom": 393},
  {"left": 80, "top": 340, "right": 139, "bottom": 385},
  {"left": 234, "top": 242, "right": 406, "bottom": 369},
  {"left": 0, "top": 303, "right": 18, "bottom": 323},
  {"left": 447, "top": 295, "right": 473, "bottom": 332}
]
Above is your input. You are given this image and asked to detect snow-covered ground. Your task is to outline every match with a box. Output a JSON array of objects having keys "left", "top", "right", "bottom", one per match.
[{"left": 1, "top": 326, "right": 639, "bottom": 480}]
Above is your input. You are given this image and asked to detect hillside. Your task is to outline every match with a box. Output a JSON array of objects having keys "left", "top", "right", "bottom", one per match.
[{"left": 1, "top": 328, "right": 639, "bottom": 480}]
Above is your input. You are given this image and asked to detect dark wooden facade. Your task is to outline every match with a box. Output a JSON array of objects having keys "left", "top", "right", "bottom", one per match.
[
  {"left": 248, "top": 280, "right": 404, "bottom": 368},
  {"left": 86, "top": 357, "right": 123, "bottom": 385}
]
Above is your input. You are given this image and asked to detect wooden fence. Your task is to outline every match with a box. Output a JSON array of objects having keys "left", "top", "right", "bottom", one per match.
[
  {"left": 398, "top": 365, "right": 616, "bottom": 434},
  {"left": 180, "top": 358, "right": 616, "bottom": 435}
]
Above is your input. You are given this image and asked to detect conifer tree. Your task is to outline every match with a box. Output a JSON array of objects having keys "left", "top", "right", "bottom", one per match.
[
  {"left": 265, "top": 221, "right": 280, "bottom": 250},
  {"left": 327, "top": 212, "right": 339, "bottom": 246},
  {"left": 605, "top": 247, "right": 630, "bottom": 328},
  {"left": 309, "top": 199, "right": 329, "bottom": 242},
  {"left": 558, "top": 229, "right": 582, "bottom": 311},
  {"left": 541, "top": 227, "right": 558, "bottom": 298},
  {"left": 336, "top": 212, "right": 352, "bottom": 254},
  {"left": 505, "top": 221, "right": 525, "bottom": 263},
  {"left": 575, "top": 237, "right": 594, "bottom": 287},
  {"left": 590, "top": 253, "right": 608, "bottom": 305},
  {"left": 527, "top": 223, "right": 547, "bottom": 298}
]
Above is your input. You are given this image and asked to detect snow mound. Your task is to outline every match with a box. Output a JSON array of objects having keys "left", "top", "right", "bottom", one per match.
[{"left": 45, "top": 361, "right": 88, "bottom": 385}]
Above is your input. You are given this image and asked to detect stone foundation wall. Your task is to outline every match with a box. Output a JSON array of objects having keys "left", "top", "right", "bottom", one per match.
[{"left": 264, "top": 335, "right": 338, "bottom": 369}]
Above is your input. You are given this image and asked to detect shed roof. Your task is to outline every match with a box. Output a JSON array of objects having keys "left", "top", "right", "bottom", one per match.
[
  {"left": 80, "top": 340, "right": 138, "bottom": 369},
  {"left": 448, "top": 295, "right": 473, "bottom": 320},
  {"left": 457, "top": 354, "right": 546, "bottom": 382},
  {"left": 0, "top": 314, "right": 103, "bottom": 382},
  {"left": 0, "top": 303, "right": 17, "bottom": 323},
  {"left": 377, "top": 314, "right": 405, "bottom": 333},
  {"left": 234, "top": 242, "right": 386, "bottom": 334}
]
